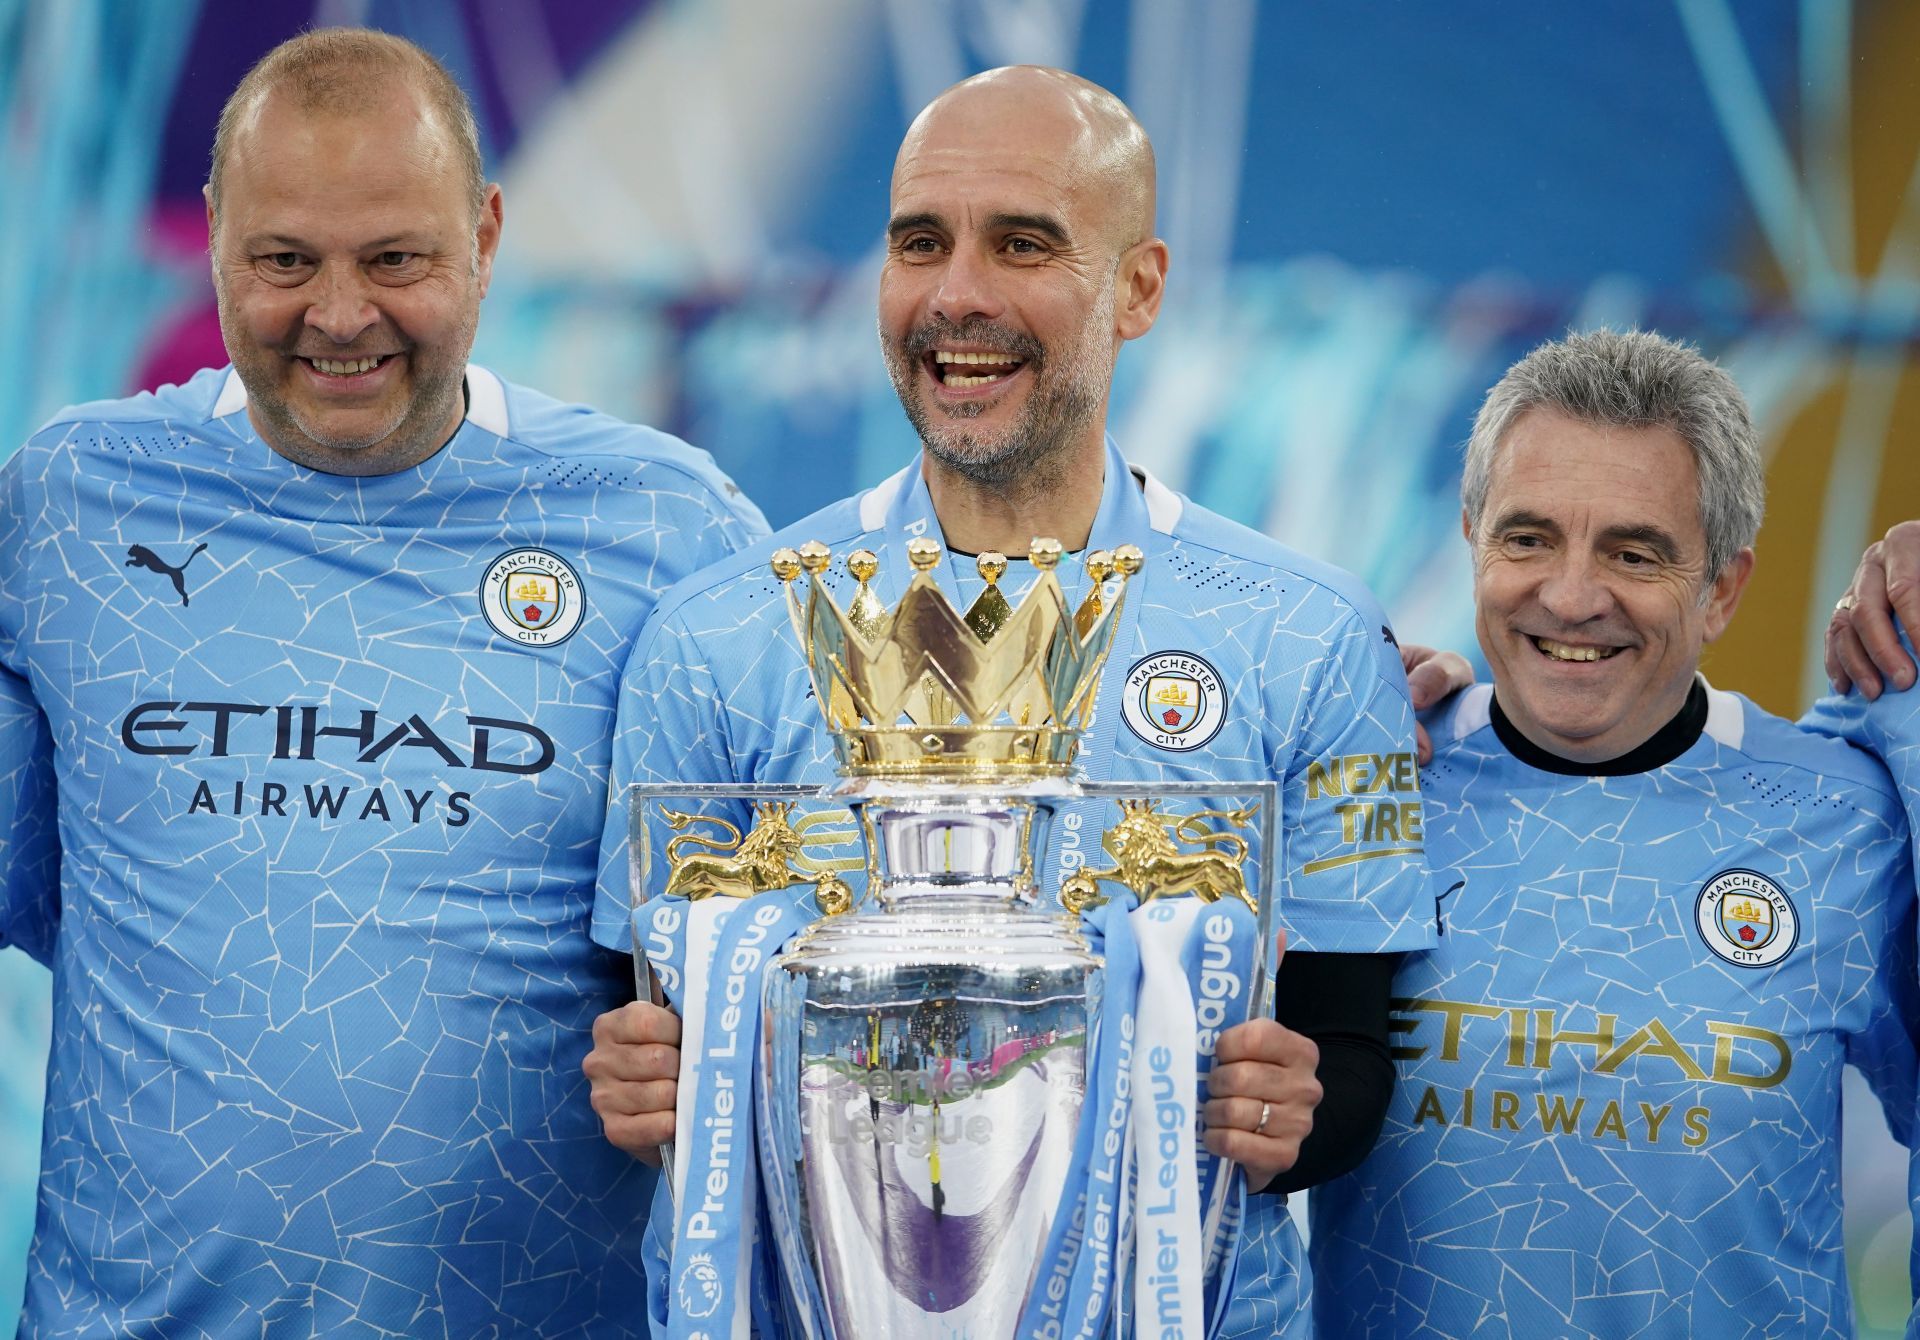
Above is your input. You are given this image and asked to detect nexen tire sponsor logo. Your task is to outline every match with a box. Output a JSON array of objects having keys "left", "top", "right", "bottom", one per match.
[{"left": 119, "top": 701, "right": 557, "bottom": 828}]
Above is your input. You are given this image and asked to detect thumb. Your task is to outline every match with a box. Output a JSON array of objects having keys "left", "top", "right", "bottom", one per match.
[{"left": 1272, "top": 925, "right": 1287, "bottom": 972}]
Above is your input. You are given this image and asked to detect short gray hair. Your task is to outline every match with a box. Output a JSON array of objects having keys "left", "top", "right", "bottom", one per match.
[
  {"left": 208, "top": 28, "right": 486, "bottom": 220},
  {"left": 1462, "top": 328, "right": 1765, "bottom": 582}
]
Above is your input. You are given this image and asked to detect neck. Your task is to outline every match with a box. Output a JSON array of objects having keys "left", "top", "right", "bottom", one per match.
[{"left": 924, "top": 436, "right": 1108, "bottom": 554}]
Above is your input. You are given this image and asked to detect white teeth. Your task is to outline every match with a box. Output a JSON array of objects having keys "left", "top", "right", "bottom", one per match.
[
  {"left": 945, "top": 374, "right": 1002, "bottom": 387},
  {"left": 310, "top": 356, "right": 383, "bottom": 376},
  {"left": 1535, "top": 637, "right": 1617, "bottom": 662},
  {"left": 934, "top": 350, "right": 1023, "bottom": 367}
]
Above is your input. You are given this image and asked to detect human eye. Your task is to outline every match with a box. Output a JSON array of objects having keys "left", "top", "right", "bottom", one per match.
[
  {"left": 256, "top": 251, "right": 313, "bottom": 284},
  {"left": 893, "top": 233, "right": 943, "bottom": 260},
  {"left": 369, "top": 250, "right": 429, "bottom": 282}
]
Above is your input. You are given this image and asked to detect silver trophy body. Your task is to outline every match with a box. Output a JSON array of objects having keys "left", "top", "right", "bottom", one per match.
[{"left": 761, "top": 780, "right": 1098, "bottom": 1338}]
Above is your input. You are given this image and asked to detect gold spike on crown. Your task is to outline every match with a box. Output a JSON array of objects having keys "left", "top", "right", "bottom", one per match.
[{"left": 770, "top": 537, "right": 1142, "bottom": 777}]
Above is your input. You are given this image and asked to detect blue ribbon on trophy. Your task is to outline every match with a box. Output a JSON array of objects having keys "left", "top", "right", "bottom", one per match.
[
  {"left": 627, "top": 538, "right": 1275, "bottom": 1339},
  {"left": 1015, "top": 893, "right": 1140, "bottom": 1340}
]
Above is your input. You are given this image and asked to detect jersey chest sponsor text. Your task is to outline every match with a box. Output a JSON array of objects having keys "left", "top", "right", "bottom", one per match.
[
  {"left": 1392, "top": 994, "right": 1796, "bottom": 1150},
  {"left": 117, "top": 698, "right": 558, "bottom": 830}
]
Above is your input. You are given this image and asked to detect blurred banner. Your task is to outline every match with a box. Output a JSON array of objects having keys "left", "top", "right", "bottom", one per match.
[{"left": 2, "top": 0, "right": 1917, "bottom": 1330}]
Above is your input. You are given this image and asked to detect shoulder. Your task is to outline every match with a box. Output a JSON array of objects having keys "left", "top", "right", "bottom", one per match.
[
  {"left": 484, "top": 369, "right": 762, "bottom": 521},
  {"left": 1711, "top": 685, "right": 1904, "bottom": 807},
  {"left": 34, "top": 367, "right": 231, "bottom": 435},
  {"left": 644, "top": 492, "right": 871, "bottom": 635},
  {"left": 8, "top": 369, "right": 232, "bottom": 487},
  {"left": 1165, "top": 488, "right": 1406, "bottom": 684}
]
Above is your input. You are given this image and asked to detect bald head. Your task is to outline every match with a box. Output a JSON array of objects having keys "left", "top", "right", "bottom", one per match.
[
  {"left": 208, "top": 28, "right": 484, "bottom": 221},
  {"left": 895, "top": 66, "right": 1156, "bottom": 251}
]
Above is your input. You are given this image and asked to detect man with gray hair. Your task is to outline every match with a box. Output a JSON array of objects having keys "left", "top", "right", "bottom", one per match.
[
  {"left": 0, "top": 27, "right": 763, "bottom": 1336},
  {"left": 1307, "top": 329, "right": 1917, "bottom": 1339}
]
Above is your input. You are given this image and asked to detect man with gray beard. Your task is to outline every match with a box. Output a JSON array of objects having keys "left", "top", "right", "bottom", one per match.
[{"left": 585, "top": 65, "right": 1457, "bottom": 1336}]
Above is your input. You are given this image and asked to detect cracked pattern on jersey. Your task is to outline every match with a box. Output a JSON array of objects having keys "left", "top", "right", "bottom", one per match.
[
  {"left": 1310, "top": 686, "right": 1918, "bottom": 1340},
  {"left": 0, "top": 367, "right": 765, "bottom": 1339}
]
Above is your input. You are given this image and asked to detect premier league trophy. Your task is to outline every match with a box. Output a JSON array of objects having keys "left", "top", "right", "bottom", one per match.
[{"left": 630, "top": 536, "right": 1274, "bottom": 1340}]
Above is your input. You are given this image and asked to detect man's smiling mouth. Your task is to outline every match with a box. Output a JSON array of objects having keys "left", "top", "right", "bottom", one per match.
[
  {"left": 929, "top": 349, "right": 1025, "bottom": 388},
  {"left": 302, "top": 355, "right": 396, "bottom": 377},
  {"left": 1532, "top": 636, "right": 1623, "bottom": 663}
]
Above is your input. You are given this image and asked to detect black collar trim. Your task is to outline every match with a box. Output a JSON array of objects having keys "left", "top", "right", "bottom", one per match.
[{"left": 1490, "top": 679, "right": 1708, "bottom": 777}]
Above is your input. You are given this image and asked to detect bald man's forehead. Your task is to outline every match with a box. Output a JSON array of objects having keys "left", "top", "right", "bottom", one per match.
[{"left": 893, "top": 90, "right": 1152, "bottom": 245}]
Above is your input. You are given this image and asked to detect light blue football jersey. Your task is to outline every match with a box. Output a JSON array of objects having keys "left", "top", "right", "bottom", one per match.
[
  {"left": 1310, "top": 682, "right": 1919, "bottom": 1340},
  {"left": 592, "top": 439, "right": 1437, "bottom": 1335},
  {"left": 1803, "top": 639, "right": 1920, "bottom": 1340},
  {"left": 0, "top": 365, "right": 766, "bottom": 1339}
]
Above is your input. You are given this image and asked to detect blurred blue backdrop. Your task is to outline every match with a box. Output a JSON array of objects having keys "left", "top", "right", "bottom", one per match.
[{"left": 3, "top": 0, "right": 1918, "bottom": 1330}]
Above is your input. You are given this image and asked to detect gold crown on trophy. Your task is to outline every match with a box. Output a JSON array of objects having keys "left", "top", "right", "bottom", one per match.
[{"left": 770, "top": 536, "right": 1142, "bottom": 777}]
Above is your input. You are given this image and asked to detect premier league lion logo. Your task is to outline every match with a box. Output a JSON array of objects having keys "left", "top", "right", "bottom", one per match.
[{"left": 677, "top": 1251, "right": 723, "bottom": 1319}]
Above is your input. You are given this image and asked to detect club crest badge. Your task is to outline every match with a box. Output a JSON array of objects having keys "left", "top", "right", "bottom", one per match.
[
  {"left": 1121, "top": 651, "right": 1227, "bottom": 751},
  {"left": 480, "top": 548, "right": 585, "bottom": 646},
  {"left": 1694, "top": 869, "right": 1798, "bottom": 968}
]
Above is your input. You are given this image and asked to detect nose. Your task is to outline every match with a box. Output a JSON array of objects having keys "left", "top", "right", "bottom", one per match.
[
  {"left": 303, "top": 262, "right": 379, "bottom": 344},
  {"left": 929, "top": 243, "right": 1004, "bottom": 328},
  {"left": 1534, "top": 551, "right": 1615, "bottom": 627}
]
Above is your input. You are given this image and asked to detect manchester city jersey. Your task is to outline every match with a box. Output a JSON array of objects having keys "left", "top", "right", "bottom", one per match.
[
  {"left": 1310, "top": 683, "right": 1918, "bottom": 1340},
  {"left": 1804, "top": 643, "right": 1920, "bottom": 1340},
  {"left": 590, "top": 438, "right": 1437, "bottom": 1335},
  {"left": 0, "top": 366, "right": 766, "bottom": 1338}
]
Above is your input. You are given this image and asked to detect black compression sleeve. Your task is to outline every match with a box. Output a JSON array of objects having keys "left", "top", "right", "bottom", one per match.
[{"left": 1257, "top": 949, "right": 1399, "bottom": 1195}]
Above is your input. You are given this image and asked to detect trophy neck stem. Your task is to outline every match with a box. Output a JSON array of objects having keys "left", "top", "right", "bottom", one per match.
[{"left": 851, "top": 788, "right": 1062, "bottom": 911}]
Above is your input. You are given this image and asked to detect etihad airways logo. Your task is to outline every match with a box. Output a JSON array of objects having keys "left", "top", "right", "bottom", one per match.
[
  {"left": 1393, "top": 995, "right": 1793, "bottom": 1150},
  {"left": 118, "top": 700, "right": 557, "bottom": 829}
]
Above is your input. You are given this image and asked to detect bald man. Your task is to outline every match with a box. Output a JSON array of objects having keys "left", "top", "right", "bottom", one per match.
[
  {"left": 0, "top": 28, "right": 763, "bottom": 1337},
  {"left": 583, "top": 66, "right": 1441, "bottom": 1336}
]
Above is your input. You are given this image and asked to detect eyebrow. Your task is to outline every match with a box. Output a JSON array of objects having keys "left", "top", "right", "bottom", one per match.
[
  {"left": 884, "top": 211, "right": 1073, "bottom": 246},
  {"left": 1488, "top": 509, "right": 1684, "bottom": 563},
  {"left": 886, "top": 211, "right": 945, "bottom": 242},
  {"left": 1487, "top": 508, "right": 1559, "bottom": 537},
  {"left": 1597, "top": 523, "right": 1682, "bottom": 563},
  {"left": 238, "top": 232, "right": 432, "bottom": 252},
  {"left": 984, "top": 212, "right": 1071, "bottom": 245}
]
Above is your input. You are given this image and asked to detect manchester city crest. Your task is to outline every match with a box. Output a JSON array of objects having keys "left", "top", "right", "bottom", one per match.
[
  {"left": 480, "top": 548, "right": 586, "bottom": 646},
  {"left": 1121, "top": 651, "right": 1227, "bottom": 751},
  {"left": 1693, "top": 869, "right": 1798, "bottom": 968}
]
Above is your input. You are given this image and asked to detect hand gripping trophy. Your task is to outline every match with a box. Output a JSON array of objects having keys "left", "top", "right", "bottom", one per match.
[{"left": 630, "top": 536, "right": 1275, "bottom": 1339}]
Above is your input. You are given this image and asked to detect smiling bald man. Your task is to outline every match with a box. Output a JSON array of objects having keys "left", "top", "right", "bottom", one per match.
[{"left": 582, "top": 65, "right": 1451, "bottom": 1337}]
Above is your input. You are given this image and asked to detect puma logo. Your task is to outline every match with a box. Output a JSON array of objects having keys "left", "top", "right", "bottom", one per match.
[{"left": 125, "top": 543, "right": 208, "bottom": 607}]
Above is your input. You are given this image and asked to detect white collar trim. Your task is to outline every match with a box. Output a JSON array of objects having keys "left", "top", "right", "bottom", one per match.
[
  {"left": 1701, "top": 677, "right": 1743, "bottom": 749},
  {"left": 1454, "top": 683, "right": 1495, "bottom": 742},
  {"left": 209, "top": 364, "right": 509, "bottom": 439},
  {"left": 858, "top": 462, "right": 916, "bottom": 531}
]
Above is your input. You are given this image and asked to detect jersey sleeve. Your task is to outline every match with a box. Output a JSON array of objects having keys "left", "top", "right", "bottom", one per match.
[
  {"left": 592, "top": 605, "right": 739, "bottom": 954},
  {"left": 1271, "top": 606, "right": 1437, "bottom": 955},
  {"left": 0, "top": 450, "right": 59, "bottom": 966},
  {"left": 1839, "top": 796, "right": 1920, "bottom": 1148}
]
